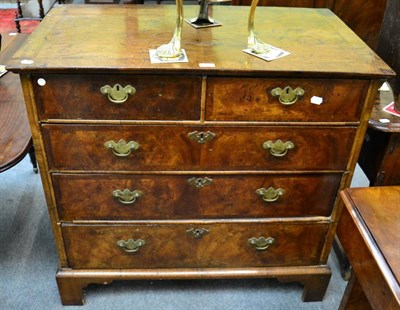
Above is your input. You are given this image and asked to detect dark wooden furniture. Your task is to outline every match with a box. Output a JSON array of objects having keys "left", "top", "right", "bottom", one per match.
[
  {"left": 376, "top": 0, "right": 400, "bottom": 107},
  {"left": 337, "top": 186, "right": 400, "bottom": 309},
  {"left": 358, "top": 0, "right": 400, "bottom": 186},
  {"left": 231, "top": 0, "right": 388, "bottom": 49},
  {"left": 358, "top": 92, "right": 400, "bottom": 186},
  {"left": 8, "top": 5, "right": 393, "bottom": 305},
  {"left": 0, "top": 33, "right": 37, "bottom": 173}
]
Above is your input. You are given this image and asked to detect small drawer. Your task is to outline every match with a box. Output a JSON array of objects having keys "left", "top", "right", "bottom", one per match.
[
  {"left": 62, "top": 222, "right": 329, "bottom": 269},
  {"left": 42, "top": 124, "right": 356, "bottom": 171},
  {"left": 53, "top": 173, "right": 342, "bottom": 221},
  {"left": 206, "top": 77, "right": 369, "bottom": 122},
  {"left": 32, "top": 74, "right": 202, "bottom": 120}
]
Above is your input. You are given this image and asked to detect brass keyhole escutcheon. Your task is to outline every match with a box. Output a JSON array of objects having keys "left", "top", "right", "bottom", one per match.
[
  {"left": 188, "top": 131, "right": 216, "bottom": 144},
  {"left": 100, "top": 84, "right": 136, "bottom": 104},
  {"left": 271, "top": 86, "right": 305, "bottom": 105},
  {"left": 263, "top": 140, "right": 294, "bottom": 157},
  {"left": 187, "top": 177, "right": 213, "bottom": 189},
  {"left": 256, "top": 187, "right": 285, "bottom": 203},
  {"left": 112, "top": 189, "right": 143, "bottom": 205},
  {"left": 117, "top": 238, "right": 145, "bottom": 253},
  {"left": 248, "top": 236, "right": 275, "bottom": 251},
  {"left": 186, "top": 228, "right": 210, "bottom": 239},
  {"left": 104, "top": 139, "right": 140, "bottom": 157}
]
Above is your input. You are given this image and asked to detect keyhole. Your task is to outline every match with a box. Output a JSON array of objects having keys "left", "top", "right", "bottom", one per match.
[{"left": 116, "top": 85, "right": 120, "bottom": 91}]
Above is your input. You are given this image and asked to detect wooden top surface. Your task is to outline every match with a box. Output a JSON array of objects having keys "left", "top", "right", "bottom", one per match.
[
  {"left": 0, "top": 34, "right": 31, "bottom": 172},
  {"left": 7, "top": 4, "right": 395, "bottom": 78},
  {"left": 341, "top": 186, "right": 400, "bottom": 285}
]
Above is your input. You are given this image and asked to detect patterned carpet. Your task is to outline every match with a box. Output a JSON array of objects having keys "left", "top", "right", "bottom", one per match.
[{"left": 0, "top": 8, "right": 40, "bottom": 33}]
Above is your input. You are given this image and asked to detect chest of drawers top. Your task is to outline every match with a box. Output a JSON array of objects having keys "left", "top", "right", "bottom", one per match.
[{"left": 7, "top": 5, "right": 393, "bottom": 78}]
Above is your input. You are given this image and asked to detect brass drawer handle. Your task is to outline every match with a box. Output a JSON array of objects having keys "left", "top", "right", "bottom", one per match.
[
  {"left": 188, "top": 131, "right": 216, "bottom": 144},
  {"left": 117, "top": 238, "right": 145, "bottom": 253},
  {"left": 187, "top": 177, "right": 213, "bottom": 189},
  {"left": 186, "top": 228, "right": 210, "bottom": 239},
  {"left": 104, "top": 139, "right": 140, "bottom": 157},
  {"left": 271, "top": 86, "right": 305, "bottom": 105},
  {"left": 256, "top": 187, "right": 284, "bottom": 202},
  {"left": 113, "top": 189, "right": 143, "bottom": 205},
  {"left": 248, "top": 236, "right": 275, "bottom": 251},
  {"left": 263, "top": 139, "right": 294, "bottom": 157},
  {"left": 100, "top": 84, "right": 136, "bottom": 104}
]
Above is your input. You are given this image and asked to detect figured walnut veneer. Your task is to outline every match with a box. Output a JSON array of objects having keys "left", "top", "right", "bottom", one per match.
[{"left": 7, "top": 5, "right": 394, "bottom": 306}]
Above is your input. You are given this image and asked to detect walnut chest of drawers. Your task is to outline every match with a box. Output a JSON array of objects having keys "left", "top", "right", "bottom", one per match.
[{"left": 8, "top": 4, "right": 394, "bottom": 305}]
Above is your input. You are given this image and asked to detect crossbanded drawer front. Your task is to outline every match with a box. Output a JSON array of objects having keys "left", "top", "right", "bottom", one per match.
[
  {"left": 42, "top": 125, "right": 356, "bottom": 171},
  {"left": 62, "top": 222, "right": 329, "bottom": 269},
  {"left": 206, "top": 77, "right": 368, "bottom": 122},
  {"left": 31, "top": 74, "right": 202, "bottom": 121},
  {"left": 53, "top": 173, "right": 341, "bottom": 221}
]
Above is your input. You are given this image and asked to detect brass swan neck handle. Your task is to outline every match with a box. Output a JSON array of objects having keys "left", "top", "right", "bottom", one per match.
[
  {"left": 247, "top": 0, "right": 270, "bottom": 54},
  {"left": 156, "top": 0, "right": 184, "bottom": 59}
]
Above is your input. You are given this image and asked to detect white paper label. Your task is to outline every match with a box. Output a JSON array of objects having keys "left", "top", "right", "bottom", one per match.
[
  {"left": 21, "top": 59, "right": 34, "bottom": 65},
  {"left": 199, "top": 63, "right": 216, "bottom": 68},
  {"left": 379, "top": 118, "right": 391, "bottom": 124},
  {"left": 311, "top": 96, "right": 323, "bottom": 105}
]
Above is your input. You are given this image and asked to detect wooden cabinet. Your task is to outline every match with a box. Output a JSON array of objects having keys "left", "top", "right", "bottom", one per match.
[{"left": 8, "top": 5, "right": 393, "bottom": 305}]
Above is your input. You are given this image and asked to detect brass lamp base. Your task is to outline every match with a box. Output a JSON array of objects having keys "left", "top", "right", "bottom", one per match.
[
  {"left": 247, "top": 0, "right": 270, "bottom": 54},
  {"left": 156, "top": 0, "right": 184, "bottom": 59},
  {"left": 186, "top": 0, "right": 222, "bottom": 28}
]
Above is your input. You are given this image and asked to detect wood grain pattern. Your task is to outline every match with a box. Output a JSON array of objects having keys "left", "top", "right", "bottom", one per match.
[
  {"left": 42, "top": 124, "right": 356, "bottom": 171},
  {"left": 232, "top": 0, "right": 332, "bottom": 8},
  {"left": 337, "top": 187, "right": 400, "bottom": 309},
  {"left": 55, "top": 266, "right": 332, "bottom": 305},
  {"left": 32, "top": 74, "right": 202, "bottom": 121},
  {"left": 0, "top": 72, "right": 31, "bottom": 171},
  {"left": 52, "top": 173, "right": 342, "bottom": 220},
  {"left": 333, "top": 0, "right": 387, "bottom": 49},
  {"left": 0, "top": 34, "right": 31, "bottom": 172},
  {"left": 12, "top": 5, "right": 394, "bottom": 305},
  {"left": 7, "top": 5, "right": 394, "bottom": 78},
  {"left": 230, "top": 0, "right": 387, "bottom": 49},
  {"left": 343, "top": 187, "right": 400, "bottom": 281},
  {"left": 206, "top": 77, "right": 368, "bottom": 122},
  {"left": 62, "top": 222, "right": 329, "bottom": 269},
  {"left": 339, "top": 271, "right": 372, "bottom": 310}
]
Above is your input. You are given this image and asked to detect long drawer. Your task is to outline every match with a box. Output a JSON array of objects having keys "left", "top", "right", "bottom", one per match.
[
  {"left": 31, "top": 74, "right": 202, "bottom": 121},
  {"left": 62, "top": 222, "right": 329, "bottom": 269},
  {"left": 53, "top": 173, "right": 341, "bottom": 221},
  {"left": 206, "top": 77, "right": 368, "bottom": 122},
  {"left": 42, "top": 125, "right": 356, "bottom": 171}
]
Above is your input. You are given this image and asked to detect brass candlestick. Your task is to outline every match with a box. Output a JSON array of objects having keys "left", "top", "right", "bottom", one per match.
[
  {"left": 156, "top": 0, "right": 184, "bottom": 59},
  {"left": 190, "top": 0, "right": 214, "bottom": 26},
  {"left": 187, "top": 0, "right": 225, "bottom": 28},
  {"left": 247, "top": 0, "right": 270, "bottom": 54}
]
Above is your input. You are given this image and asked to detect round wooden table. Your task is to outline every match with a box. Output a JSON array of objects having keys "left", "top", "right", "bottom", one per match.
[{"left": 0, "top": 33, "right": 37, "bottom": 173}]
